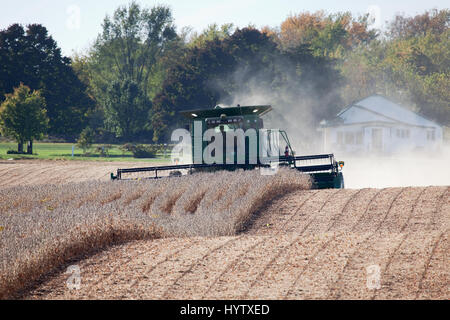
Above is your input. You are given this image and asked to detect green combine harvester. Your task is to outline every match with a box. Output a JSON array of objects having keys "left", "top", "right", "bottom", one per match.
[{"left": 112, "top": 105, "right": 344, "bottom": 189}]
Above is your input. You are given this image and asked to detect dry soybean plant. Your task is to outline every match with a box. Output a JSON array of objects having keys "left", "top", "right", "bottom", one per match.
[{"left": 0, "top": 168, "right": 310, "bottom": 298}]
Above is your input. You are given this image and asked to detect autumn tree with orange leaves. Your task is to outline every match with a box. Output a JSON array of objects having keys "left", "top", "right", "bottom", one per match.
[{"left": 275, "top": 11, "right": 377, "bottom": 57}]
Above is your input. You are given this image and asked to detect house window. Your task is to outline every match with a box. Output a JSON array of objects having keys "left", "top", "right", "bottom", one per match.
[
  {"left": 345, "top": 132, "right": 355, "bottom": 144},
  {"left": 397, "top": 129, "right": 410, "bottom": 139},
  {"left": 427, "top": 130, "right": 435, "bottom": 141}
]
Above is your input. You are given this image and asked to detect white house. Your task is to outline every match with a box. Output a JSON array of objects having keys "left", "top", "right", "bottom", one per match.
[{"left": 319, "top": 95, "right": 443, "bottom": 154}]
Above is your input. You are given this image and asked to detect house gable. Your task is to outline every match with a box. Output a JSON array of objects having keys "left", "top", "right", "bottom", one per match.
[
  {"left": 354, "top": 95, "right": 440, "bottom": 128},
  {"left": 337, "top": 105, "right": 397, "bottom": 125},
  {"left": 329, "top": 95, "right": 441, "bottom": 129}
]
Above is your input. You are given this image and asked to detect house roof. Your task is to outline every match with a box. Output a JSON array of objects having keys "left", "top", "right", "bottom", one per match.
[
  {"left": 180, "top": 105, "right": 272, "bottom": 119},
  {"left": 331, "top": 95, "right": 441, "bottom": 128}
]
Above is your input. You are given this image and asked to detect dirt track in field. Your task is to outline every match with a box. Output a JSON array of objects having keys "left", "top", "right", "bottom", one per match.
[{"left": 24, "top": 185, "right": 449, "bottom": 300}]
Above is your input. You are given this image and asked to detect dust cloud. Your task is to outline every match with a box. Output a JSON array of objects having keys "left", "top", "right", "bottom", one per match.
[
  {"left": 336, "top": 148, "right": 450, "bottom": 189},
  {"left": 213, "top": 58, "right": 449, "bottom": 190},
  {"left": 217, "top": 81, "right": 333, "bottom": 155}
]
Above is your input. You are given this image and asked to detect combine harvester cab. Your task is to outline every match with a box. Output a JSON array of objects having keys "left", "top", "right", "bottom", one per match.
[{"left": 112, "top": 105, "right": 344, "bottom": 189}]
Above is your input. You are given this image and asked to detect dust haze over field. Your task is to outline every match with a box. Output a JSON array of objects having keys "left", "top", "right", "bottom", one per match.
[
  {"left": 211, "top": 48, "right": 341, "bottom": 155},
  {"left": 213, "top": 55, "right": 449, "bottom": 190},
  {"left": 336, "top": 147, "right": 450, "bottom": 189},
  {"left": 217, "top": 81, "right": 450, "bottom": 190}
]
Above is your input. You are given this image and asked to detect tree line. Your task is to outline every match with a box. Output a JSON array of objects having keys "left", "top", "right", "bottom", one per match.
[{"left": 0, "top": 2, "right": 448, "bottom": 152}]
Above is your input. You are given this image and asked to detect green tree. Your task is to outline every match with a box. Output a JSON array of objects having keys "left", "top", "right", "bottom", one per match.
[
  {"left": 151, "top": 27, "right": 342, "bottom": 142},
  {"left": 87, "top": 2, "right": 178, "bottom": 139},
  {"left": 76, "top": 127, "right": 94, "bottom": 154},
  {"left": 90, "top": 2, "right": 177, "bottom": 97},
  {"left": 0, "top": 84, "right": 49, "bottom": 153},
  {"left": 340, "top": 12, "right": 450, "bottom": 125},
  {"left": 0, "top": 24, "right": 94, "bottom": 139},
  {"left": 186, "top": 23, "right": 234, "bottom": 48},
  {"left": 105, "top": 79, "right": 151, "bottom": 141}
]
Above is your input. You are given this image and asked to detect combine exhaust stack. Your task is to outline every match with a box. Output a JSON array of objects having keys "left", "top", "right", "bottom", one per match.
[{"left": 111, "top": 105, "right": 345, "bottom": 189}]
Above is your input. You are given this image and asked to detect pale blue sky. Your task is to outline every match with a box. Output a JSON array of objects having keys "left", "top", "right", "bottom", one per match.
[{"left": 0, "top": 0, "right": 448, "bottom": 56}]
